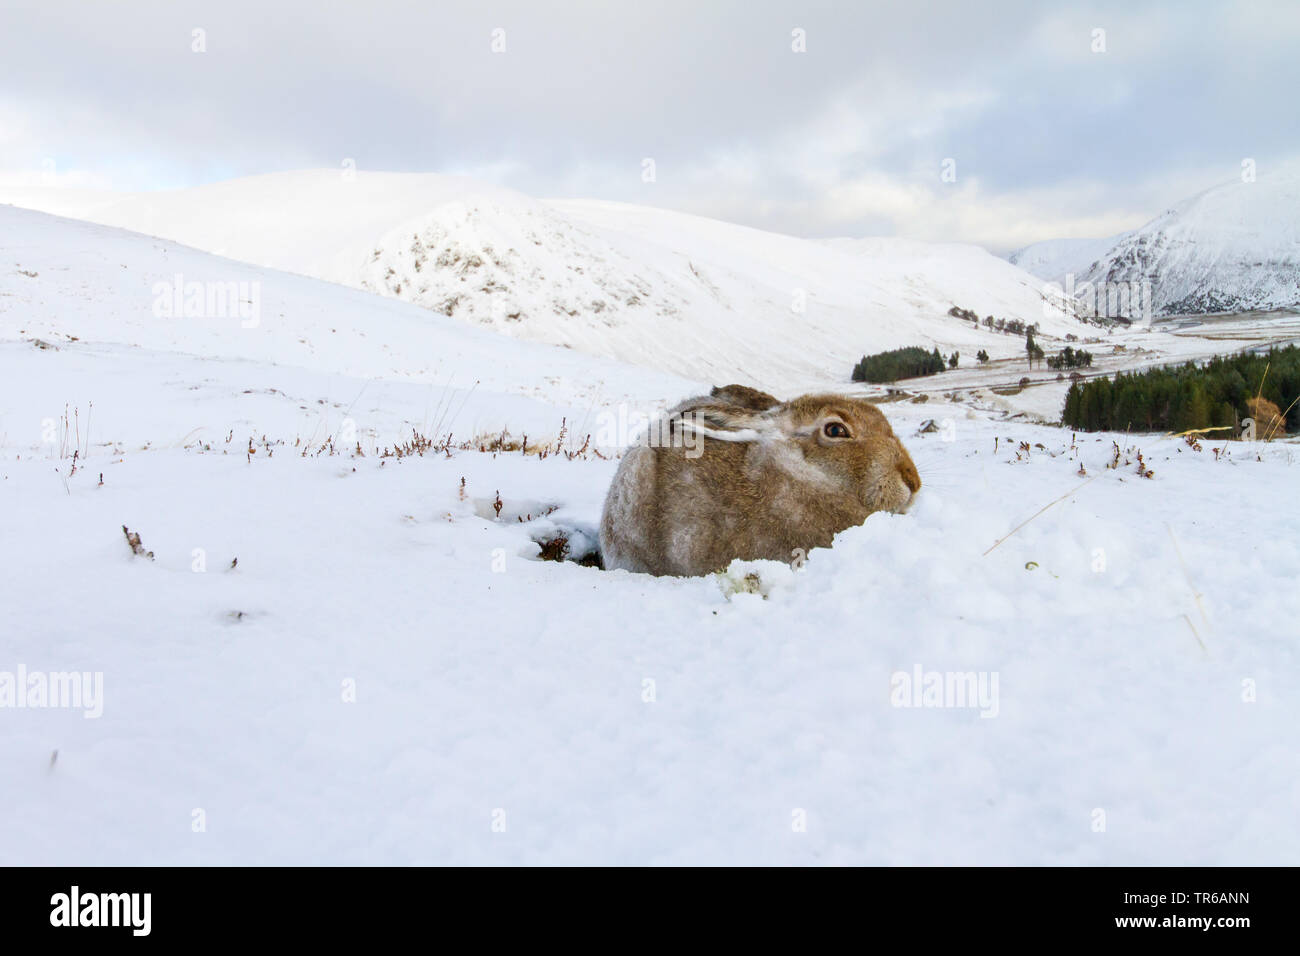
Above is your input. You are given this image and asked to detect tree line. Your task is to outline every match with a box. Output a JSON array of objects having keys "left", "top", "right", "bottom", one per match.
[
  {"left": 851, "top": 346, "right": 947, "bottom": 383},
  {"left": 1062, "top": 345, "right": 1298, "bottom": 435},
  {"left": 947, "top": 305, "right": 1040, "bottom": 337}
]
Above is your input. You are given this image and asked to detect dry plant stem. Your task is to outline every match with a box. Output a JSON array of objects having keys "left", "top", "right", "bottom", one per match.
[
  {"left": 982, "top": 476, "right": 1098, "bottom": 557},
  {"left": 1166, "top": 524, "right": 1210, "bottom": 640}
]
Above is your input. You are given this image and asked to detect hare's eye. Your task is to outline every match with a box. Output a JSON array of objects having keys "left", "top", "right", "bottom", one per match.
[{"left": 823, "top": 422, "right": 851, "bottom": 439}]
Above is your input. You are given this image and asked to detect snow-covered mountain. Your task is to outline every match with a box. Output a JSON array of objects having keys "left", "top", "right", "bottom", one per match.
[
  {"left": 1, "top": 171, "right": 1085, "bottom": 391},
  {"left": 1007, "top": 236, "right": 1126, "bottom": 283},
  {"left": 1008, "top": 172, "right": 1300, "bottom": 316},
  {"left": 1081, "top": 174, "right": 1300, "bottom": 316}
]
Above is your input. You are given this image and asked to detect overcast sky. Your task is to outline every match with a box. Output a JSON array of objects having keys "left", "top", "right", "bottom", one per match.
[{"left": 2, "top": 0, "right": 1297, "bottom": 251}]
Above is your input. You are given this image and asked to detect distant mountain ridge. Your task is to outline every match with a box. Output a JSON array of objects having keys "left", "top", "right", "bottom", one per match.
[{"left": 1008, "top": 172, "right": 1300, "bottom": 317}]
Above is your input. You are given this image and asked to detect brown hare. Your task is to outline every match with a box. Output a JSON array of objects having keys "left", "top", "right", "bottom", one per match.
[{"left": 600, "top": 385, "right": 921, "bottom": 576}]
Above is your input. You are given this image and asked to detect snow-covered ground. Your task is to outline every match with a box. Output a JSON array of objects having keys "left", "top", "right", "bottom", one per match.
[
  {"left": 5, "top": 382, "right": 1297, "bottom": 865},
  {"left": 3, "top": 203, "right": 1298, "bottom": 865}
]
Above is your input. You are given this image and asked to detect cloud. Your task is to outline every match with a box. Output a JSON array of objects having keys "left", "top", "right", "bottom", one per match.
[{"left": 1, "top": 0, "right": 1296, "bottom": 248}]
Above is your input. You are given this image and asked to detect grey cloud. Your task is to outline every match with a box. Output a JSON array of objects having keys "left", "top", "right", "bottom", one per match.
[{"left": 1, "top": 0, "right": 1296, "bottom": 247}]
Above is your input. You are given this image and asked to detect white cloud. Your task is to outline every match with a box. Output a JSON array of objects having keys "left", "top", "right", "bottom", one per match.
[{"left": 0, "top": 0, "right": 1296, "bottom": 249}]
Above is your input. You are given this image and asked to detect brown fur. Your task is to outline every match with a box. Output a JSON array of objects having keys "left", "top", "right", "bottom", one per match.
[
  {"left": 600, "top": 387, "right": 921, "bottom": 576},
  {"left": 708, "top": 384, "right": 780, "bottom": 410}
]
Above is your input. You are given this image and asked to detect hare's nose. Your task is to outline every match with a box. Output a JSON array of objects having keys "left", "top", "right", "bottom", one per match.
[{"left": 899, "top": 460, "right": 921, "bottom": 494}]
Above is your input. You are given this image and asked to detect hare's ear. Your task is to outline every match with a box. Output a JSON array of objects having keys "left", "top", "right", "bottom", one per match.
[
  {"left": 668, "top": 399, "right": 767, "bottom": 443},
  {"left": 696, "top": 404, "right": 758, "bottom": 432},
  {"left": 710, "top": 384, "right": 780, "bottom": 411}
]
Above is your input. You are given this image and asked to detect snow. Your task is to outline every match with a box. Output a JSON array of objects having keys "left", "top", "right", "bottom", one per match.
[
  {"left": 1007, "top": 169, "right": 1300, "bottom": 317},
  {"left": 3, "top": 203, "right": 1299, "bottom": 865},
  {"left": 2, "top": 170, "right": 1090, "bottom": 394},
  {"left": 0, "top": 171, "right": 529, "bottom": 283},
  {"left": 1080, "top": 172, "right": 1300, "bottom": 316},
  {"left": 1008, "top": 235, "right": 1124, "bottom": 282},
  {"left": 0, "top": 204, "right": 697, "bottom": 422}
]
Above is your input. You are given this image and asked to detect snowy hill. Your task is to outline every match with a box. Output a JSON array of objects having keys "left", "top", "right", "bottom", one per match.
[
  {"left": 1, "top": 171, "right": 1086, "bottom": 392},
  {"left": 1008, "top": 172, "right": 1300, "bottom": 316},
  {"left": 0, "top": 204, "right": 697, "bottom": 451}
]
